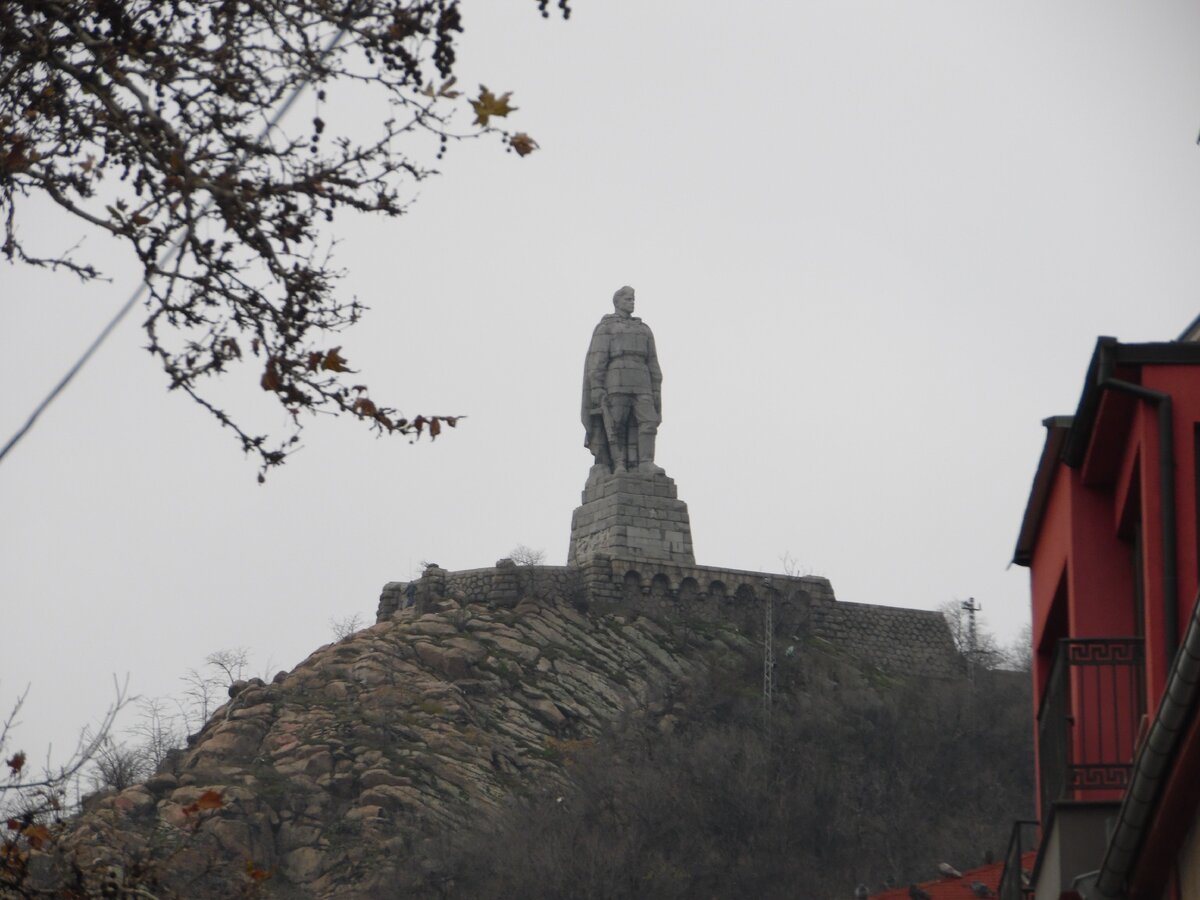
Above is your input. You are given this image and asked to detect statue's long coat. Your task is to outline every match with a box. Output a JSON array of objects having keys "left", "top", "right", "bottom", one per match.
[{"left": 581, "top": 313, "right": 661, "bottom": 456}]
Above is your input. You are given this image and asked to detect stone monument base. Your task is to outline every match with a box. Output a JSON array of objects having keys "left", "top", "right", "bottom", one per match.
[{"left": 568, "top": 470, "right": 695, "bottom": 566}]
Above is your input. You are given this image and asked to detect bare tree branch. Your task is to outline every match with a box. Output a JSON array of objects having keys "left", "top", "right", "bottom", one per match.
[
  {"left": 1, "top": 0, "right": 566, "bottom": 477},
  {"left": 1, "top": 675, "right": 132, "bottom": 819}
]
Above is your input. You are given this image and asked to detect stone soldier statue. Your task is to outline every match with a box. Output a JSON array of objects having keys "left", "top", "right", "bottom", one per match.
[{"left": 581, "top": 286, "right": 664, "bottom": 476}]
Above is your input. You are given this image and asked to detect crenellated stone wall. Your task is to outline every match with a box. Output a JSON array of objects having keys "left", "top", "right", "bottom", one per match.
[
  {"left": 377, "top": 557, "right": 962, "bottom": 679},
  {"left": 376, "top": 562, "right": 581, "bottom": 618}
]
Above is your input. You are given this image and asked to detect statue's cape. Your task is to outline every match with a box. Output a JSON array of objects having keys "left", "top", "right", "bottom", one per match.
[{"left": 581, "top": 313, "right": 632, "bottom": 438}]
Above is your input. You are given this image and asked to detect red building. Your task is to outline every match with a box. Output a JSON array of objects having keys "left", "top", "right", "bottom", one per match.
[
  {"left": 1007, "top": 325, "right": 1200, "bottom": 900},
  {"left": 873, "top": 853, "right": 1036, "bottom": 900}
]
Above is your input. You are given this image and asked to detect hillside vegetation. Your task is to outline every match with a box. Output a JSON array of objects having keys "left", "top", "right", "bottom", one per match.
[{"left": 443, "top": 653, "right": 1032, "bottom": 899}]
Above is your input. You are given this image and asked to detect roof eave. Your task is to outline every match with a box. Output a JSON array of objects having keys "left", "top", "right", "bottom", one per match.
[
  {"left": 1012, "top": 416, "right": 1073, "bottom": 567},
  {"left": 1179, "top": 312, "right": 1200, "bottom": 343}
]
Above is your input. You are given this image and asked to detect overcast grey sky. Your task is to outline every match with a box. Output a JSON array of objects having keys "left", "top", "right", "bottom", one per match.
[{"left": 3, "top": 1, "right": 1199, "bottom": 767}]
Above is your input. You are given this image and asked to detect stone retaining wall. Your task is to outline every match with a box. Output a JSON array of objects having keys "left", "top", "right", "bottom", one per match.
[
  {"left": 376, "top": 562, "right": 580, "bottom": 618},
  {"left": 378, "top": 557, "right": 962, "bottom": 679}
]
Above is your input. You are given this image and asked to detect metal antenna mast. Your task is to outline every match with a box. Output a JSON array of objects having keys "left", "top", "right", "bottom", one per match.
[{"left": 962, "top": 597, "right": 981, "bottom": 682}]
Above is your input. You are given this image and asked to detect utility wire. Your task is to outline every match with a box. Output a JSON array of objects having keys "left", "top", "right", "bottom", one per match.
[
  {"left": 1, "top": 276, "right": 153, "bottom": 465},
  {"left": 0, "top": 17, "right": 354, "bottom": 468}
]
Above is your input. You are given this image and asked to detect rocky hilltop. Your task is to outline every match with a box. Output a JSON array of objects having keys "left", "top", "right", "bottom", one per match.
[
  {"left": 34, "top": 576, "right": 985, "bottom": 900},
  {"left": 49, "top": 591, "right": 760, "bottom": 897}
]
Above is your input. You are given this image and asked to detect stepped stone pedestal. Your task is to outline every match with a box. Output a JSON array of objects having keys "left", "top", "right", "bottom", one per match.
[{"left": 568, "top": 470, "right": 694, "bottom": 566}]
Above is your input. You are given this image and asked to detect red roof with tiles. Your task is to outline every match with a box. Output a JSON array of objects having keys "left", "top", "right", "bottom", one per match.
[{"left": 871, "top": 852, "right": 1036, "bottom": 900}]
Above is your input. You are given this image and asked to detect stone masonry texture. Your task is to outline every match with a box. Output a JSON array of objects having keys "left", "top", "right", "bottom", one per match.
[
  {"left": 568, "top": 472, "right": 695, "bottom": 566},
  {"left": 378, "top": 558, "right": 961, "bottom": 680}
]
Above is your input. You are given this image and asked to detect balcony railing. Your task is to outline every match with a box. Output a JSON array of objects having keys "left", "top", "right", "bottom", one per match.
[
  {"left": 1037, "top": 637, "right": 1144, "bottom": 818},
  {"left": 997, "top": 819, "right": 1038, "bottom": 900}
]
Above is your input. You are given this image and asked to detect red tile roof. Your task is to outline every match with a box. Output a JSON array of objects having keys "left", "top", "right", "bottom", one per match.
[{"left": 871, "top": 852, "right": 1036, "bottom": 900}]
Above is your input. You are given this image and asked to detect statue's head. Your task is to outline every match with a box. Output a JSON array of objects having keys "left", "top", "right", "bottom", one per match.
[{"left": 612, "top": 285, "right": 635, "bottom": 315}]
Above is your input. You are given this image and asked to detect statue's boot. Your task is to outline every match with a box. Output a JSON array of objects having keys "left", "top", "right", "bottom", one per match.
[
  {"left": 611, "top": 441, "right": 628, "bottom": 474},
  {"left": 637, "top": 431, "right": 665, "bottom": 475}
]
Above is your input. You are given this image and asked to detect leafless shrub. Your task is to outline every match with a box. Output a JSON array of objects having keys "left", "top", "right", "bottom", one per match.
[
  {"left": 179, "top": 647, "right": 250, "bottom": 732},
  {"left": 507, "top": 544, "right": 546, "bottom": 566},
  {"left": 330, "top": 613, "right": 364, "bottom": 640},
  {"left": 86, "top": 735, "right": 151, "bottom": 793}
]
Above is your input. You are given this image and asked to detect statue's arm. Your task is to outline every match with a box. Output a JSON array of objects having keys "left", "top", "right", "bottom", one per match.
[
  {"left": 647, "top": 330, "right": 663, "bottom": 409},
  {"left": 584, "top": 326, "right": 610, "bottom": 408}
]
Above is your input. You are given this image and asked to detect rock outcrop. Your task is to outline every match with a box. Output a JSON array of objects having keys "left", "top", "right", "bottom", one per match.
[{"left": 48, "top": 593, "right": 750, "bottom": 897}]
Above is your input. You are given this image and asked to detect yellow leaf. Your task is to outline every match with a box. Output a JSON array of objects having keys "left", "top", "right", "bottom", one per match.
[
  {"left": 321, "top": 347, "right": 350, "bottom": 372},
  {"left": 23, "top": 824, "right": 51, "bottom": 850},
  {"left": 1, "top": 840, "right": 28, "bottom": 867},
  {"left": 509, "top": 133, "right": 538, "bottom": 157},
  {"left": 470, "top": 86, "right": 516, "bottom": 127},
  {"left": 260, "top": 359, "right": 282, "bottom": 392}
]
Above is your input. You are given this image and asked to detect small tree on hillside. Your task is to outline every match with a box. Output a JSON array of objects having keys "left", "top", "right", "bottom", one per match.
[
  {"left": 940, "top": 599, "right": 1007, "bottom": 670},
  {"left": 507, "top": 544, "right": 546, "bottom": 566},
  {"left": 86, "top": 734, "right": 151, "bottom": 793},
  {"left": 179, "top": 647, "right": 251, "bottom": 732},
  {"left": 1003, "top": 622, "right": 1033, "bottom": 673},
  {"left": 330, "top": 613, "right": 364, "bottom": 640}
]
